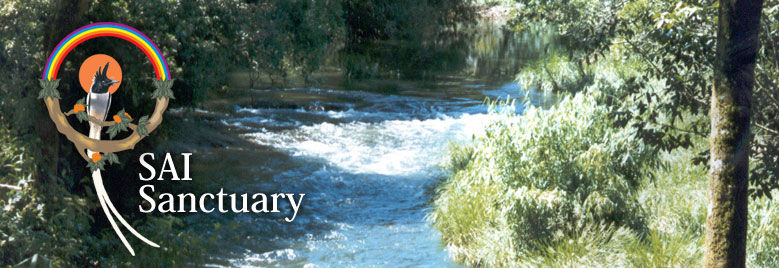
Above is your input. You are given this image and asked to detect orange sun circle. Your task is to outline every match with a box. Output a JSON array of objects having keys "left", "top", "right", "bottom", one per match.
[{"left": 78, "top": 54, "right": 122, "bottom": 94}]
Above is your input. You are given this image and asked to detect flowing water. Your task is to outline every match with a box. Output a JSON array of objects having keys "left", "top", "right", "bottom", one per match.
[
  {"left": 189, "top": 82, "right": 553, "bottom": 267},
  {"left": 236, "top": 89, "right": 491, "bottom": 267},
  {"left": 190, "top": 18, "right": 555, "bottom": 267}
]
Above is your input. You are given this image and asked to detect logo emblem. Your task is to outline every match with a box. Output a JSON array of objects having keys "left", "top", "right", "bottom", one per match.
[{"left": 38, "top": 22, "right": 174, "bottom": 255}]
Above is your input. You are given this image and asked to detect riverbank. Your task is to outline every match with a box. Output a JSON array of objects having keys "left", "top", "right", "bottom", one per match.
[
  {"left": 430, "top": 0, "right": 779, "bottom": 266},
  {"left": 431, "top": 91, "right": 779, "bottom": 267}
]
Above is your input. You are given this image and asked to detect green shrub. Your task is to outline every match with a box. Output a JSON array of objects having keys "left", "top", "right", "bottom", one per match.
[
  {"left": 0, "top": 125, "right": 211, "bottom": 266},
  {"left": 434, "top": 106, "right": 779, "bottom": 266},
  {"left": 515, "top": 53, "right": 593, "bottom": 94},
  {"left": 432, "top": 92, "right": 655, "bottom": 265},
  {"left": 0, "top": 127, "right": 93, "bottom": 267}
]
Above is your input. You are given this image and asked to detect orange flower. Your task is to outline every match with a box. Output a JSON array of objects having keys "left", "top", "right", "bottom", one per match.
[
  {"left": 73, "top": 104, "right": 85, "bottom": 112},
  {"left": 124, "top": 112, "right": 132, "bottom": 120},
  {"left": 91, "top": 152, "right": 102, "bottom": 162},
  {"left": 113, "top": 115, "right": 122, "bottom": 123}
]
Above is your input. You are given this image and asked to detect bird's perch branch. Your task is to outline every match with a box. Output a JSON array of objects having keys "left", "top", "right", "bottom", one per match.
[
  {"left": 45, "top": 97, "right": 168, "bottom": 162},
  {"left": 64, "top": 110, "right": 138, "bottom": 129}
]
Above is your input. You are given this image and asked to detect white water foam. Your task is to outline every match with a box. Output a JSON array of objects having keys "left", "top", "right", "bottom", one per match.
[
  {"left": 221, "top": 88, "right": 510, "bottom": 267},
  {"left": 245, "top": 113, "right": 495, "bottom": 176}
]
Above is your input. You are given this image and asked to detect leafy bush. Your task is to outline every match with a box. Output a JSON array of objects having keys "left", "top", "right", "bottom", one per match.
[
  {"left": 509, "top": 0, "right": 779, "bottom": 197},
  {"left": 434, "top": 102, "right": 779, "bottom": 266},
  {"left": 0, "top": 125, "right": 214, "bottom": 266},
  {"left": 0, "top": 127, "right": 93, "bottom": 266},
  {"left": 515, "top": 53, "right": 593, "bottom": 94},
  {"left": 432, "top": 92, "right": 655, "bottom": 265}
]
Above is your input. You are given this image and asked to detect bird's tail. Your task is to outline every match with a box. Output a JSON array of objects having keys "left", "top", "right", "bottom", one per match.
[
  {"left": 92, "top": 169, "right": 160, "bottom": 256},
  {"left": 88, "top": 116, "right": 158, "bottom": 256}
]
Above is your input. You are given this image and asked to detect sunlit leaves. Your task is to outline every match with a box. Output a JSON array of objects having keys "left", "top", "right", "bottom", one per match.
[
  {"left": 0, "top": 126, "right": 93, "bottom": 267},
  {"left": 433, "top": 93, "right": 655, "bottom": 263},
  {"left": 508, "top": 0, "right": 778, "bottom": 198}
]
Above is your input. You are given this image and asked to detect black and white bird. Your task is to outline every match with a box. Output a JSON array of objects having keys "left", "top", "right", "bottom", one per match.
[
  {"left": 86, "top": 62, "right": 118, "bottom": 135},
  {"left": 85, "top": 62, "right": 159, "bottom": 255}
]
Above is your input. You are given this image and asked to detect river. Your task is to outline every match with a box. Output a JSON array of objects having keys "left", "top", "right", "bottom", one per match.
[{"left": 181, "top": 17, "right": 553, "bottom": 267}]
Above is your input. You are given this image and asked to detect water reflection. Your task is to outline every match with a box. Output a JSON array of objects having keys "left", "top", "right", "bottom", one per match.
[{"left": 339, "top": 11, "right": 554, "bottom": 83}]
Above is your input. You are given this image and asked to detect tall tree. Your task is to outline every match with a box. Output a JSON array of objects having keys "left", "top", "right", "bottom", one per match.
[{"left": 705, "top": 0, "right": 764, "bottom": 267}]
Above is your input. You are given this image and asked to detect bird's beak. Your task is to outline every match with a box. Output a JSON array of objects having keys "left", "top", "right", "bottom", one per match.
[{"left": 110, "top": 80, "right": 119, "bottom": 85}]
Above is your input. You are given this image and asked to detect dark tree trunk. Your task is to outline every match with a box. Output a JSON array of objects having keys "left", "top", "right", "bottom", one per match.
[
  {"left": 35, "top": 0, "right": 89, "bottom": 181},
  {"left": 705, "top": 0, "right": 764, "bottom": 267}
]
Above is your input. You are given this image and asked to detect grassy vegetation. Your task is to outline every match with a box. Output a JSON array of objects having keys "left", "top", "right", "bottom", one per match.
[
  {"left": 432, "top": 47, "right": 779, "bottom": 265},
  {"left": 432, "top": 97, "right": 779, "bottom": 267},
  {"left": 432, "top": 1, "right": 778, "bottom": 264},
  {"left": 432, "top": 91, "right": 648, "bottom": 266},
  {"left": 0, "top": 126, "right": 91, "bottom": 267}
]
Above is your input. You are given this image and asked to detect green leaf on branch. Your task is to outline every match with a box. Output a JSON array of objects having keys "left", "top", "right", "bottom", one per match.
[
  {"left": 86, "top": 160, "right": 105, "bottom": 172},
  {"left": 104, "top": 153, "right": 120, "bottom": 165},
  {"left": 136, "top": 115, "right": 150, "bottom": 137},
  {"left": 86, "top": 153, "right": 120, "bottom": 172},
  {"left": 38, "top": 79, "right": 61, "bottom": 99},
  {"left": 106, "top": 125, "right": 122, "bottom": 139},
  {"left": 117, "top": 109, "right": 133, "bottom": 124},
  {"left": 152, "top": 79, "right": 175, "bottom": 99},
  {"left": 106, "top": 109, "right": 133, "bottom": 139},
  {"left": 75, "top": 98, "right": 88, "bottom": 123}
]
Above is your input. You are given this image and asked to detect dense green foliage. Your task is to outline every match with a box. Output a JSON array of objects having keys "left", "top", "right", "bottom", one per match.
[
  {"left": 433, "top": 0, "right": 779, "bottom": 266},
  {"left": 433, "top": 97, "right": 779, "bottom": 267},
  {"left": 509, "top": 0, "right": 778, "bottom": 197},
  {"left": 433, "top": 93, "right": 653, "bottom": 265},
  {"left": 0, "top": 127, "right": 91, "bottom": 266}
]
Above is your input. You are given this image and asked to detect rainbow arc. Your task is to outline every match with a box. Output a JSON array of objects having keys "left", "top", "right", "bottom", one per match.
[{"left": 42, "top": 22, "right": 169, "bottom": 81}]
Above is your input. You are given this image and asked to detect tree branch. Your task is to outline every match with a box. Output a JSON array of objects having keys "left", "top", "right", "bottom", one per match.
[
  {"left": 45, "top": 97, "right": 169, "bottom": 162},
  {"left": 755, "top": 123, "right": 779, "bottom": 135},
  {"left": 64, "top": 109, "right": 139, "bottom": 129}
]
